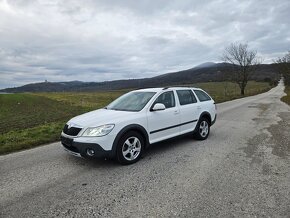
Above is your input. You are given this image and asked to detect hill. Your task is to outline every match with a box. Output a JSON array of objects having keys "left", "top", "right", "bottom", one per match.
[{"left": 1, "top": 63, "right": 278, "bottom": 92}]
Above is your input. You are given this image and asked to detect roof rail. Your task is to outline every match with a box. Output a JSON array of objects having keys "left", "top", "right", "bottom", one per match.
[{"left": 162, "top": 87, "right": 169, "bottom": 90}]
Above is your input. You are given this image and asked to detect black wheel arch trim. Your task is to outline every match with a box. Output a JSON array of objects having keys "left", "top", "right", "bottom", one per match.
[
  {"left": 200, "top": 111, "right": 212, "bottom": 123},
  {"left": 112, "top": 124, "right": 149, "bottom": 157},
  {"left": 194, "top": 112, "right": 212, "bottom": 132}
]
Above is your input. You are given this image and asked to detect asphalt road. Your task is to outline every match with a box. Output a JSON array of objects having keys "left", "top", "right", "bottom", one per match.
[{"left": 1, "top": 81, "right": 290, "bottom": 217}]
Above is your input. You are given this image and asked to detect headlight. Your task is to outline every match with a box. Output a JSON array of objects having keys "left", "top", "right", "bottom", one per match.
[{"left": 82, "top": 124, "right": 115, "bottom": 137}]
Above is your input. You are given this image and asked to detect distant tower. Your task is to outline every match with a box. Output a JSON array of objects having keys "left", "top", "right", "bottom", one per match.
[{"left": 45, "top": 80, "right": 48, "bottom": 83}]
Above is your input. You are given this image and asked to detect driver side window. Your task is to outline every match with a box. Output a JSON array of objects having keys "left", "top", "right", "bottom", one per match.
[{"left": 153, "top": 91, "right": 175, "bottom": 108}]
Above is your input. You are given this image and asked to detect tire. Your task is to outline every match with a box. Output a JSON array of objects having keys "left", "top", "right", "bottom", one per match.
[
  {"left": 194, "top": 117, "right": 210, "bottom": 140},
  {"left": 116, "top": 131, "right": 144, "bottom": 165}
]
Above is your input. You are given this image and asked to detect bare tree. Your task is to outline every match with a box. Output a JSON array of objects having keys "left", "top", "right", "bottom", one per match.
[
  {"left": 222, "top": 42, "right": 261, "bottom": 95},
  {"left": 274, "top": 51, "right": 290, "bottom": 85}
]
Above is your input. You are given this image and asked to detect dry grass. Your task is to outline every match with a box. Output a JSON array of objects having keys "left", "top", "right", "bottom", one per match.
[{"left": 281, "top": 86, "right": 290, "bottom": 105}]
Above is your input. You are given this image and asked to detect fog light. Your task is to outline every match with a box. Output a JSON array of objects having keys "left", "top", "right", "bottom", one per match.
[{"left": 86, "top": 148, "right": 95, "bottom": 156}]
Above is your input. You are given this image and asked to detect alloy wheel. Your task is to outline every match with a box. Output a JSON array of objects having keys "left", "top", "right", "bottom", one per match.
[
  {"left": 199, "top": 121, "right": 209, "bottom": 138},
  {"left": 122, "top": 137, "right": 141, "bottom": 161}
]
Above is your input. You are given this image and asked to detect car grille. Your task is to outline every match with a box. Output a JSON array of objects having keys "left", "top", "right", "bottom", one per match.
[
  {"left": 61, "top": 136, "right": 79, "bottom": 153},
  {"left": 63, "top": 124, "right": 82, "bottom": 136},
  {"left": 61, "top": 136, "right": 73, "bottom": 146}
]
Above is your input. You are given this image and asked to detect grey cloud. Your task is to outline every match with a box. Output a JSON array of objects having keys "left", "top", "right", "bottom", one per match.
[{"left": 0, "top": 0, "right": 289, "bottom": 89}]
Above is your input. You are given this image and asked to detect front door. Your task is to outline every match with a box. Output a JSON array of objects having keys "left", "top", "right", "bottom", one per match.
[{"left": 147, "top": 91, "right": 180, "bottom": 144}]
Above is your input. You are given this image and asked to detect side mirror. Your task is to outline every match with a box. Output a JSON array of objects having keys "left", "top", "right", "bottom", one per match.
[{"left": 152, "top": 103, "right": 166, "bottom": 111}]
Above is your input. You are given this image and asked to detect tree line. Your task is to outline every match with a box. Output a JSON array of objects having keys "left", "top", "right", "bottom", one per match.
[{"left": 274, "top": 51, "right": 290, "bottom": 85}]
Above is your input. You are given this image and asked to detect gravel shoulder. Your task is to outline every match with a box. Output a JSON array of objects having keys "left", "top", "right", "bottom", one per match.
[{"left": 0, "top": 82, "right": 289, "bottom": 217}]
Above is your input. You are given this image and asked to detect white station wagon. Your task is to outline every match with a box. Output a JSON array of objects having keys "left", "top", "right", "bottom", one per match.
[{"left": 61, "top": 87, "right": 217, "bottom": 164}]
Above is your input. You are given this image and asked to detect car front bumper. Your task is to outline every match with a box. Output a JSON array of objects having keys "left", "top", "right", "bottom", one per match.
[{"left": 60, "top": 136, "right": 114, "bottom": 159}]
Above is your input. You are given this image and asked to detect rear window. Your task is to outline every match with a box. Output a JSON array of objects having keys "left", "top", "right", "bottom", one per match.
[
  {"left": 176, "top": 90, "right": 197, "bottom": 105},
  {"left": 194, "top": 90, "right": 211, "bottom": 102}
]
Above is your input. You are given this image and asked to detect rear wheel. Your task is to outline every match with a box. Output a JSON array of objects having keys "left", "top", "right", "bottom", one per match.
[
  {"left": 194, "top": 117, "right": 210, "bottom": 140},
  {"left": 116, "top": 131, "right": 144, "bottom": 165}
]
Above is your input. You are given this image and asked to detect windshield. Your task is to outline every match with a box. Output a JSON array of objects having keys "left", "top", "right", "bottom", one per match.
[{"left": 106, "top": 91, "right": 156, "bottom": 112}]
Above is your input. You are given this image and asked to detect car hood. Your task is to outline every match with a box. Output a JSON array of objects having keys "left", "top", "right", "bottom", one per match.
[{"left": 67, "top": 108, "right": 136, "bottom": 127}]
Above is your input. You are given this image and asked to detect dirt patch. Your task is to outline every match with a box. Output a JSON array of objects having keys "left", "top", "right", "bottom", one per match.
[
  {"left": 243, "top": 101, "right": 290, "bottom": 163},
  {"left": 244, "top": 111, "right": 290, "bottom": 163},
  {"left": 267, "top": 112, "right": 290, "bottom": 158},
  {"left": 258, "top": 103, "right": 271, "bottom": 114},
  {"left": 242, "top": 132, "right": 269, "bottom": 164},
  {"left": 251, "top": 103, "right": 271, "bottom": 122}
]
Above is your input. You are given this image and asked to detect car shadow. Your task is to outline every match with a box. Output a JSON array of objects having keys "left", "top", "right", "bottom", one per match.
[
  {"left": 63, "top": 152, "right": 120, "bottom": 168},
  {"left": 63, "top": 134, "right": 198, "bottom": 167},
  {"left": 143, "top": 134, "right": 197, "bottom": 157}
]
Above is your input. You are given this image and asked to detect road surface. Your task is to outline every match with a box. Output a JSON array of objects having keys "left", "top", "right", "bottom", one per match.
[{"left": 1, "top": 81, "right": 290, "bottom": 217}]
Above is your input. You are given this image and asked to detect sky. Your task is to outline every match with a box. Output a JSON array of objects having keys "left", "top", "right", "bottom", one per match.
[{"left": 0, "top": 0, "right": 289, "bottom": 89}]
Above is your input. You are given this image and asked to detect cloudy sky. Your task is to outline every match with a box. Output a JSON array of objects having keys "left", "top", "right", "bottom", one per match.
[{"left": 0, "top": 0, "right": 289, "bottom": 89}]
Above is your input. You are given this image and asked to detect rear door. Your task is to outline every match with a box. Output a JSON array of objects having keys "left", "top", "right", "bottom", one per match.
[
  {"left": 193, "top": 89, "right": 216, "bottom": 123},
  {"left": 176, "top": 89, "right": 200, "bottom": 134},
  {"left": 147, "top": 91, "right": 180, "bottom": 144}
]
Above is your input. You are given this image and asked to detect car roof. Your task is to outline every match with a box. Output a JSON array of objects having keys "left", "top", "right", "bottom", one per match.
[
  {"left": 133, "top": 88, "right": 164, "bottom": 92},
  {"left": 134, "top": 87, "right": 202, "bottom": 93}
]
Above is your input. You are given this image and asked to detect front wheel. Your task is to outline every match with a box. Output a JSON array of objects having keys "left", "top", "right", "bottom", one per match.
[
  {"left": 116, "top": 131, "right": 144, "bottom": 165},
  {"left": 194, "top": 118, "right": 210, "bottom": 140}
]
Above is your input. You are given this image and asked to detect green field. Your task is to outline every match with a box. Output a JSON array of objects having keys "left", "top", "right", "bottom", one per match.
[
  {"left": 194, "top": 81, "right": 271, "bottom": 103},
  {"left": 0, "top": 81, "right": 271, "bottom": 155},
  {"left": 33, "top": 90, "right": 126, "bottom": 109}
]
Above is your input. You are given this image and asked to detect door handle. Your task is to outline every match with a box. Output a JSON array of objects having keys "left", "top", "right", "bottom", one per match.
[
  {"left": 174, "top": 110, "right": 179, "bottom": 115},
  {"left": 197, "top": 106, "right": 201, "bottom": 110}
]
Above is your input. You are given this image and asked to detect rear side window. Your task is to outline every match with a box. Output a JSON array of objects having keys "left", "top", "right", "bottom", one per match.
[
  {"left": 194, "top": 90, "right": 211, "bottom": 102},
  {"left": 176, "top": 90, "right": 197, "bottom": 105},
  {"left": 153, "top": 91, "right": 175, "bottom": 108}
]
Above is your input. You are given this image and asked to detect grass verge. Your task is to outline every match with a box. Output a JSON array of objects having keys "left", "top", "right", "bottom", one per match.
[
  {"left": 0, "top": 81, "right": 271, "bottom": 155},
  {"left": 281, "top": 86, "right": 290, "bottom": 105},
  {"left": 0, "top": 122, "right": 65, "bottom": 154},
  {"left": 194, "top": 81, "right": 271, "bottom": 103}
]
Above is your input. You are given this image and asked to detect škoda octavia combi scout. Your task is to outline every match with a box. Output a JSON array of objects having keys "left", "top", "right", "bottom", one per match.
[{"left": 61, "top": 87, "right": 217, "bottom": 164}]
